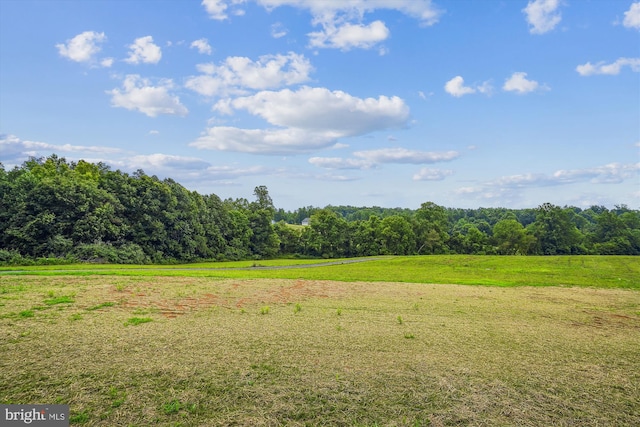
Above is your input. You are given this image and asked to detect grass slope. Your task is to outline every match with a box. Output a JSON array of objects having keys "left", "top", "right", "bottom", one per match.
[
  {"left": 1, "top": 275, "right": 639, "bottom": 426},
  {"left": 2, "top": 256, "right": 638, "bottom": 289}
]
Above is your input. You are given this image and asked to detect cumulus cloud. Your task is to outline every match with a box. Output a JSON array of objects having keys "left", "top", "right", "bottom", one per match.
[
  {"left": 190, "top": 38, "right": 213, "bottom": 55},
  {"left": 623, "top": 2, "right": 640, "bottom": 29},
  {"left": 185, "top": 52, "right": 313, "bottom": 97},
  {"left": 204, "top": 0, "right": 442, "bottom": 50},
  {"left": 202, "top": 0, "right": 245, "bottom": 20},
  {"left": 125, "top": 36, "right": 162, "bottom": 64},
  {"left": 413, "top": 168, "right": 454, "bottom": 181},
  {"left": 444, "top": 76, "right": 493, "bottom": 97},
  {"left": 503, "top": 72, "right": 547, "bottom": 94},
  {"left": 128, "top": 153, "right": 210, "bottom": 170},
  {"left": 576, "top": 57, "right": 640, "bottom": 76},
  {"left": 523, "top": 0, "right": 562, "bottom": 34},
  {"left": 493, "top": 164, "right": 640, "bottom": 187},
  {"left": 309, "top": 148, "right": 459, "bottom": 171},
  {"left": 0, "top": 134, "right": 122, "bottom": 165},
  {"left": 353, "top": 147, "right": 458, "bottom": 164},
  {"left": 308, "top": 157, "right": 374, "bottom": 170},
  {"left": 108, "top": 75, "right": 188, "bottom": 117},
  {"left": 56, "top": 31, "right": 109, "bottom": 65},
  {"left": 455, "top": 163, "right": 640, "bottom": 205},
  {"left": 309, "top": 20, "right": 390, "bottom": 50},
  {"left": 192, "top": 86, "right": 410, "bottom": 154}
]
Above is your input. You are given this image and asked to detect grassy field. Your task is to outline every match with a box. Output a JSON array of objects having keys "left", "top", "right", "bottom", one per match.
[
  {"left": 1, "top": 255, "right": 638, "bottom": 289},
  {"left": 1, "top": 256, "right": 639, "bottom": 426}
]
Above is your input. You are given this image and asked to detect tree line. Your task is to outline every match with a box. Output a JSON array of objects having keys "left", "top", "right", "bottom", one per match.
[{"left": 1, "top": 156, "right": 638, "bottom": 264}]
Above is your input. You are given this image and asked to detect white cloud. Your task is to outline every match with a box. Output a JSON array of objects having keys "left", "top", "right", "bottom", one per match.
[
  {"left": 444, "top": 76, "right": 475, "bottom": 97},
  {"left": 191, "top": 126, "right": 337, "bottom": 154},
  {"left": 491, "top": 163, "right": 639, "bottom": 188},
  {"left": 100, "top": 57, "right": 114, "bottom": 68},
  {"left": 224, "top": 86, "right": 409, "bottom": 134},
  {"left": 309, "top": 148, "right": 459, "bottom": 171},
  {"left": 444, "top": 76, "right": 492, "bottom": 97},
  {"left": 125, "top": 36, "right": 162, "bottom": 64},
  {"left": 413, "top": 168, "right": 454, "bottom": 181},
  {"left": 0, "top": 134, "right": 122, "bottom": 163},
  {"left": 192, "top": 86, "right": 410, "bottom": 154},
  {"left": 202, "top": 0, "right": 246, "bottom": 20},
  {"left": 308, "top": 20, "right": 390, "bottom": 50},
  {"left": 254, "top": 0, "right": 442, "bottom": 50},
  {"left": 185, "top": 52, "right": 313, "bottom": 97},
  {"left": 576, "top": 57, "right": 640, "bottom": 76},
  {"left": 271, "top": 22, "right": 288, "bottom": 38},
  {"left": 108, "top": 75, "right": 188, "bottom": 117},
  {"left": 353, "top": 147, "right": 459, "bottom": 164},
  {"left": 190, "top": 38, "right": 213, "bottom": 55},
  {"left": 523, "top": 0, "right": 562, "bottom": 34},
  {"left": 503, "top": 72, "right": 546, "bottom": 94},
  {"left": 56, "top": 31, "right": 108, "bottom": 65},
  {"left": 308, "top": 157, "right": 374, "bottom": 169},
  {"left": 623, "top": 2, "right": 640, "bottom": 29},
  {"left": 128, "top": 153, "right": 210, "bottom": 170}
]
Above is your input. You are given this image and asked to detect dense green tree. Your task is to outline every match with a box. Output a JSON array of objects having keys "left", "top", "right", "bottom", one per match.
[
  {"left": 492, "top": 219, "right": 536, "bottom": 255},
  {"left": 529, "top": 204, "right": 585, "bottom": 255},
  {"left": 414, "top": 202, "right": 449, "bottom": 254},
  {"left": 379, "top": 215, "right": 415, "bottom": 255}
]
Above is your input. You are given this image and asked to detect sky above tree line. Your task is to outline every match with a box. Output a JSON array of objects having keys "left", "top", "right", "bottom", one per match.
[{"left": 1, "top": 0, "right": 639, "bottom": 210}]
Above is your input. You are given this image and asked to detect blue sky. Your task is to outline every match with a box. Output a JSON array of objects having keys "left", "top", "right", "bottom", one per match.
[{"left": 1, "top": 0, "right": 639, "bottom": 211}]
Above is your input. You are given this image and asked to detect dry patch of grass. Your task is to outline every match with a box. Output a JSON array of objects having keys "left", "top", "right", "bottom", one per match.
[{"left": 1, "top": 276, "right": 639, "bottom": 426}]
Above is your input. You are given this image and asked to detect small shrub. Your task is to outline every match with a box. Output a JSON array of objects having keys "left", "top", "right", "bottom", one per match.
[
  {"left": 260, "top": 306, "right": 270, "bottom": 315},
  {"left": 397, "top": 315, "right": 403, "bottom": 325},
  {"left": 293, "top": 303, "right": 302, "bottom": 314},
  {"left": 336, "top": 308, "right": 342, "bottom": 316},
  {"left": 404, "top": 333, "right": 415, "bottom": 339}
]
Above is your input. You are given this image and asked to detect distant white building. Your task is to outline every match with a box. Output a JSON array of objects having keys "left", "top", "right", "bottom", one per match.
[{"left": 301, "top": 217, "right": 310, "bottom": 226}]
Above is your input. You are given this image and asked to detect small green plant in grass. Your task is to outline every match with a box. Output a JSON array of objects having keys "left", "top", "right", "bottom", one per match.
[
  {"left": 108, "top": 387, "right": 126, "bottom": 408},
  {"left": 114, "top": 283, "right": 127, "bottom": 292},
  {"left": 19, "top": 310, "right": 34, "bottom": 318},
  {"left": 44, "top": 296, "right": 74, "bottom": 305},
  {"left": 125, "top": 317, "right": 153, "bottom": 326},
  {"left": 260, "top": 306, "right": 270, "bottom": 315},
  {"left": 397, "top": 315, "right": 403, "bottom": 325},
  {"left": 336, "top": 308, "right": 342, "bottom": 316},
  {"left": 69, "top": 410, "right": 89, "bottom": 424},
  {"left": 162, "top": 400, "right": 182, "bottom": 415},
  {"left": 413, "top": 303, "right": 420, "bottom": 311},
  {"left": 404, "top": 333, "right": 415, "bottom": 339},
  {"left": 294, "top": 303, "right": 302, "bottom": 314},
  {"left": 86, "top": 302, "right": 116, "bottom": 311},
  {"left": 70, "top": 313, "right": 82, "bottom": 321}
]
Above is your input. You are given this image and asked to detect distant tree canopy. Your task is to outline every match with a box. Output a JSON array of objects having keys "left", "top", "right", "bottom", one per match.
[{"left": 1, "top": 155, "right": 638, "bottom": 264}]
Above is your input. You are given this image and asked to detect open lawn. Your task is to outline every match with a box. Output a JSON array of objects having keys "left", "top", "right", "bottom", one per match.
[
  {"left": 1, "top": 255, "right": 638, "bottom": 289},
  {"left": 1, "top": 257, "right": 639, "bottom": 426}
]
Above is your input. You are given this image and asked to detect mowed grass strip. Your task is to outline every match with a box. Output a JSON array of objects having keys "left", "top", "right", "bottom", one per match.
[
  {"left": 0, "top": 275, "right": 639, "bottom": 426},
  {"left": 1, "top": 256, "right": 638, "bottom": 289}
]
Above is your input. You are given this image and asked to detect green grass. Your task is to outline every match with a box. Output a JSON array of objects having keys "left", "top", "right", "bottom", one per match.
[
  {"left": 125, "top": 316, "right": 153, "bottom": 326},
  {"left": 0, "top": 260, "right": 639, "bottom": 426},
  {"left": 1, "top": 256, "right": 638, "bottom": 289}
]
